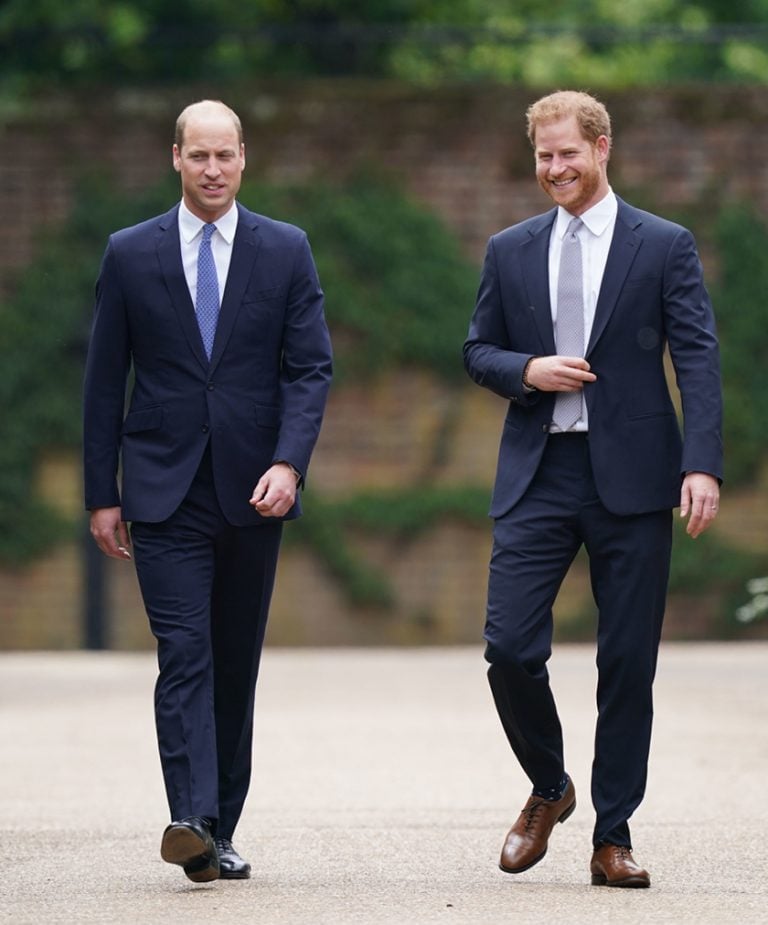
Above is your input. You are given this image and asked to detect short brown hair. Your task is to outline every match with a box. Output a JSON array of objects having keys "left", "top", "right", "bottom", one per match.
[
  {"left": 526, "top": 90, "right": 612, "bottom": 151},
  {"left": 174, "top": 99, "right": 243, "bottom": 149}
]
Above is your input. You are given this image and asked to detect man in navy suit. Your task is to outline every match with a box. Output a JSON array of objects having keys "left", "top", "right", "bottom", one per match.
[
  {"left": 464, "top": 91, "right": 722, "bottom": 888},
  {"left": 84, "top": 100, "right": 332, "bottom": 882}
]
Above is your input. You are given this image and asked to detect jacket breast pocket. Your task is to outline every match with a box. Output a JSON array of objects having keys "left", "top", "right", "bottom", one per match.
[
  {"left": 626, "top": 404, "right": 676, "bottom": 422},
  {"left": 122, "top": 407, "right": 163, "bottom": 434},
  {"left": 620, "top": 275, "right": 662, "bottom": 299},
  {"left": 243, "top": 286, "right": 282, "bottom": 304}
]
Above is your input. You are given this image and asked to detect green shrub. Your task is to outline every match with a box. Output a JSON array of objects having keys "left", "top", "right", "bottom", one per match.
[{"left": 710, "top": 203, "right": 768, "bottom": 484}]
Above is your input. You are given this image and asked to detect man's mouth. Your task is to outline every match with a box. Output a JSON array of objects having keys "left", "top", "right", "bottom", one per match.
[{"left": 552, "top": 177, "right": 577, "bottom": 188}]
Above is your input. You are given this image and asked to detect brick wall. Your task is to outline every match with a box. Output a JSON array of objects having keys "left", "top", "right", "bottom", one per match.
[
  {"left": 7, "top": 83, "right": 768, "bottom": 279},
  {"left": 2, "top": 82, "right": 767, "bottom": 648}
]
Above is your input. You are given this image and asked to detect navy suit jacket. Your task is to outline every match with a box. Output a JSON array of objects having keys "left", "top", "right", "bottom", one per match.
[
  {"left": 83, "top": 202, "right": 332, "bottom": 525},
  {"left": 463, "top": 197, "right": 722, "bottom": 518}
]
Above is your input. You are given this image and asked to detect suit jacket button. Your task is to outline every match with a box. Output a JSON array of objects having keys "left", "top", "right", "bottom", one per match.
[
  {"left": 207, "top": 382, "right": 214, "bottom": 391},
  {"left": 202, "top": 425, "right": 209, "bottom": 434},
  {"left": 542, "top": 424, "right": 550, "bottom": 433}
]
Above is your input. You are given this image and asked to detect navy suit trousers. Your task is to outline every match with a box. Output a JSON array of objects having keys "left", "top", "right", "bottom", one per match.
[
  {"left": 131, "top": 445, "right": 282, "bottom": 838},
  {"left": 484, "top": 434, "right": 672, "bottom": 848}
]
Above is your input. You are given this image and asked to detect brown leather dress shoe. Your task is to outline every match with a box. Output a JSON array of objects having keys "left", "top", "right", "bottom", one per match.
[
  {"left": 590, "top": 845, "right": 650, "bottom": 888},
  {"left": 499, "top": 779, "right": 576, "bottom": 873},
  {"left": 160, "top": 816, "right": 220, "bottom": 883}
]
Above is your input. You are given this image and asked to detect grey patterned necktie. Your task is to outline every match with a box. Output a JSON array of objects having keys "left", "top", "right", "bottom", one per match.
[
  {"left": 196, "top": 223, "right": 220, "bottom": 360},
  {"left": 552, "top": 216, "right": 584, "bottom": 430}
]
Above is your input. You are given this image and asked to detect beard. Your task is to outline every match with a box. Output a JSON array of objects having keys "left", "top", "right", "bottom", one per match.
[{"left": 539, "top": 161, "right": 603, "bottom": 215}]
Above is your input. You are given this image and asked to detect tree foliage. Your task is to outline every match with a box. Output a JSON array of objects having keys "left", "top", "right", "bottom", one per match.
[{"left": 3, "top": 0, "right": 768, "bottom": 94}]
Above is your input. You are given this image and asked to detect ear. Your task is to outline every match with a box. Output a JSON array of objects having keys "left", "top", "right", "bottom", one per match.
[
  {"left": 172, "top": 144, "right": 182, "bottom": 174},
  {"left": 595, "top": 135, "right": 610, "bottom": 164}
]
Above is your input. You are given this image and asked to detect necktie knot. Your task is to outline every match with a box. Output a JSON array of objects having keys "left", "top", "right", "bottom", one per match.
[
  {"left": 566, "top": 216, "right": 582, "bottom": 240},
  {"left": 202, "top": 222, "right": 217, "bottom": 243}
]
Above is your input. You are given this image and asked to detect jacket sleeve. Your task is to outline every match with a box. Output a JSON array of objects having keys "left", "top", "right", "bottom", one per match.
[
  {"left": 463, "top": 235, "right": 538, "bottom": 405},
  {"left": 82, "top": 240, "right": 132, "bottom": 510},
  {"left": 272, "top": 232, "right": 333, "bottom": 480},
  {"left": 662, "top": 227, "right": 723, "bottom": 481}
]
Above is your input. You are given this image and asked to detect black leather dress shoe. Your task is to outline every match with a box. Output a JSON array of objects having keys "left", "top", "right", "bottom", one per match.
[
  {"left": 214, "top": 837, "right": 252, "bottom": 879},
  {"left": 161, "top": 816, "right": 220, "bottom": 882}
]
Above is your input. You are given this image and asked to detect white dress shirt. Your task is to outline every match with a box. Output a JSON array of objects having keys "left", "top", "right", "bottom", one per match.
[
  {"left": 178, "top": 200, "right": 238, "bottom": 306},
  {"left": 547, "top": 188, "right": 618, "bottom": 431}
]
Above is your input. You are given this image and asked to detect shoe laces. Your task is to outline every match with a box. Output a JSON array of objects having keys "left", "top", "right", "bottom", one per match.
[
  {"left": 521, "top": 799, "right": 547, "bottom": 832},
  {"left": 214, "top": 836, "right": 233, "bottom": 852}
]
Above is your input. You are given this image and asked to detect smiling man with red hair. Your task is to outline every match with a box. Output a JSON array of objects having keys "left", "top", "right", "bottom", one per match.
[{"left": 464, "top": 90, "right": 722, "bottom": 888}]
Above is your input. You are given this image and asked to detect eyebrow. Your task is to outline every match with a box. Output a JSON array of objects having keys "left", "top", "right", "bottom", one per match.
[
  {"left": 536, "top": 144, "right": 583, "bottom": 156},
  {"left": 186, "top": 146, "right": 238, "bottom": 156}
]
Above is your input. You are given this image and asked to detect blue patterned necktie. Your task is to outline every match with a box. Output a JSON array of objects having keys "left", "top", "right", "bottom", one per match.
[
  {"left": 552, "top": 217, "right": 584, "bottom": 431},
  {"left": 195, "top": 223, "right": 220, "bottom": 359}
]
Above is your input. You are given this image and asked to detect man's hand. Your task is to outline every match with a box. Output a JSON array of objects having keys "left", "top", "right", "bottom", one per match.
[
  {"left": 680, "top": 472, "right": 720, "bottom": 539},
  {"left": 89, "top": 507, "right": 132, "bottom": 559},
  {"left": 250, "top": 463, "right": 298, "bottom": 518},
  {"left": 525, "top": 356, "right": 597, "bottom": 392}
]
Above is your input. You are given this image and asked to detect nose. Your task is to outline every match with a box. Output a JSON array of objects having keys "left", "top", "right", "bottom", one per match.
[
  {"left": 204, "top": 156, "right": 221, "bottom": 175},
  {"left": 549, "top": 155, "right": 568, "bottom": 175}
]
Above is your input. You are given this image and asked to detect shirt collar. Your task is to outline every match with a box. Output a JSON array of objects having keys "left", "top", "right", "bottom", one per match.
[
  {"left": 556, "top": 188, "right": 617, "bottom": 239},
  {"left": 178, "top": 200, "right": 239, "bottom": 244}
]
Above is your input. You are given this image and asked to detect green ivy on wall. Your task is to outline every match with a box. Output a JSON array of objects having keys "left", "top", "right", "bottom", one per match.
[
  {"left": 288, "top": 486, "right": 492, "bottom": 609},
  {"left": 1, "top": 173, "right": 767, "bottom": 629},
  {"left": 710, "top": 203, "right": 768, "bottom": 485},
  {"left": 0, "top": 169, "right": 480, "bottom": 565},
  {"left": 237, "top": 171, "right": 477, "bottom": 383},
  {"left": 0, "top": 173, "right": 168, "bottom": 563}
]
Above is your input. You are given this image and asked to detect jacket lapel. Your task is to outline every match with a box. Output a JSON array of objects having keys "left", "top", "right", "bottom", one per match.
[
  {"left": 209, "top": 205, "right": 261, "bottom": 370},
  {"left": 521, "top": 210, "right": 557, "bottom": 355},
  {"left": 587, "top": 198, "right": 643, "bottom": 355},
  {"left": 156, "top": 205, "right": 210, "bottom": 370}
]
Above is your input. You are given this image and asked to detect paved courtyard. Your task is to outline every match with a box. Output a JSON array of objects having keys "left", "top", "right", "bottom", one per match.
[{"left": 0, "top": 643, "right": 766, "bottom": 924}]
